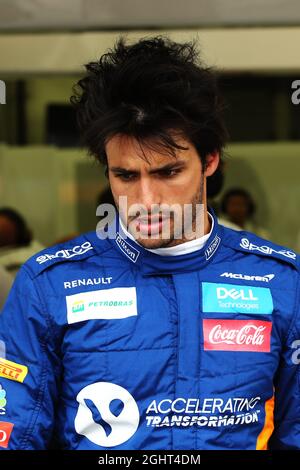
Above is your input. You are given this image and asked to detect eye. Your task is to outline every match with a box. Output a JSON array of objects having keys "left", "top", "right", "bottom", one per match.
[
  {"left": 159, "top": 168, "right": 181, "bottom": 178},
  {"left": 115, "top": 172, "right": 137, "bottom": 181}
]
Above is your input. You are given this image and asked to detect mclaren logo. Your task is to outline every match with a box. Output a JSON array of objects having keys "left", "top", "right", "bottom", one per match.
[{"left": 221, "top": 272, "right": 275, "bottom": 283}]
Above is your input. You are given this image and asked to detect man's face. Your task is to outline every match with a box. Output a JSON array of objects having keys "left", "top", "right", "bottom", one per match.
[{"left": 106, "top": 134, "right": 218, "bottom": 249}]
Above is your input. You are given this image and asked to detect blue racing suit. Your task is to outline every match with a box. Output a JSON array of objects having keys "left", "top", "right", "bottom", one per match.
[{"left": 0, "top": 211, "right": 300, "bottom": 450}]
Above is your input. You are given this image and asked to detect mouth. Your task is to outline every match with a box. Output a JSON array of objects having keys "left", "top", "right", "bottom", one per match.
[{"left": 136, "top": 216, "right": 166, "bottom": 235}]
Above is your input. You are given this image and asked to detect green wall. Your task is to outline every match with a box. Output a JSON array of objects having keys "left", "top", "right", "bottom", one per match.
[{"left": 26, "top": 76, "right": 80, "bottom": 144}]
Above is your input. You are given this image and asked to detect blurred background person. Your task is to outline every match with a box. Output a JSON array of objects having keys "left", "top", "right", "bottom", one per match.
[
  {"left": 0, "top": 208, "right": 44, "bottom": 276},
  {"left": 220, "top": 188, "right": 270, "bottom": 239},
  {"left": 207, "top": 162, "right": 241, "bottom": 231}
]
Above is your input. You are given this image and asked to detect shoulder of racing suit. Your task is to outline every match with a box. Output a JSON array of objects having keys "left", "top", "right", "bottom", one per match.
[
  {"left": 22, "top": 224, "right": 300, "bottom": 280},
  {"left": 220, "top": 225, "right": 300, "bottom": 272},
  {"left": 23, "top": 231, "right": 113, "bottom": 280}
]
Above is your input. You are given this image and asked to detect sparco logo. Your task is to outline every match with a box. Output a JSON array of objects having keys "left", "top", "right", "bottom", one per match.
[
  {"left": 75, "top": 382, "right": 139, "bottom": 447},
  {"left": 220, "top": 272, "right": 274, "bottom": 283},
  {"left": 240, "top": 238, "right": 296, "bottom": 260},
  {"left": 36, "top": 241, "right": 93, "bottom": 264},
  {"left": 203, "top": 319, "right": 272, "bottom": 352}
]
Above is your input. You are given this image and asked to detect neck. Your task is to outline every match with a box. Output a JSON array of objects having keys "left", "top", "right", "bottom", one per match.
[
  {"left": 119, "top": 210, "right": 214, "bottom": 257},
  {"left": 164, "top": 206, "right": 211, "bottom": 248}
]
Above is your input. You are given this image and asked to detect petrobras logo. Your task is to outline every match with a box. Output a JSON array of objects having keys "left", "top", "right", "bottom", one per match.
[
  {"left": 0, "top": 421, "right": 13, "bottom": 449},
  {"left": 240, "top": 238, "right": 296, "bottom": 260},
  {"left": 0, "top": 357, "right": 28, "bottom": 383},
  {"left": 71, "top": 300, "right": 85, "bottom": 313},
  {"left": 146, "top": 396, "right": 262, "bottom": 428},
  {"left": 36, "top": 241, "right": 93, "bottom": 265},
  {"left": 66, "top": 287, "right": 137, "bottom": 324},
  {"left": 203, "top": 319, "right": 272, "bottom": 352},
  {"left": 115, "top": 233, "right": 140, "bottom": 263},
  {"left": 205, "top": 235, "right": 221, "bottom": 260},
  {"left": 202, "top": 282, "right": 273, "bottom": 315},
  {"left": 220, "top": 272, "right": 275, "bottom": 283},
  {"left": 75, "top": 382, "right": 140, "bottom": 447},
  {"left": 0, "top": 384, "right": 7, "bottom": 415}
]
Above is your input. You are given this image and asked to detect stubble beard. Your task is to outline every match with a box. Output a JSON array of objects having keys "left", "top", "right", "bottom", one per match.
[{"left": 134, "top": 181, "right": 205, "bottom": 250}]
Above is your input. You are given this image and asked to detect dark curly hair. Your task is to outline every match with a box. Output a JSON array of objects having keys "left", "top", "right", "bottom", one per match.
[{"left": 71, "top": 36, "right": 228, "bottom": 169}]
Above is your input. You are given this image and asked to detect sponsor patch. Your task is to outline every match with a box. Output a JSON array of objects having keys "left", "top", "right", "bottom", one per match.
[
  {"left": 36, "top": 241, "right": 93, "bottom": 265},
  {"left": 205, "top": 235, "right": 221, "bottom": 260},
  {"left": 239, "top": 238, "right": 296, "bottom": 260},
  {"left": 75, "top": 382, "right": 139, "bottom": 447},
  {"left": 115, "top": 233, "right": 140, "bottom": 263},
  {"left": 146, "top": 396, "right": 261, "bottom": 428},
  {"left": 0, "top": 384, "right": 7, "bottom": 415},
  {"left": 202, "top": 282, "right": 273, "bottom": 315},
  {"left": 0, "top": 421, "right": 13, "bottom": 448},
  {"left": 66, "top": 287, "right": 137, "bottom": 324},
  {"left": 220, "top": 272, "right": 274, "bottom": 283},
  {"left": 203, "top": 319, "right": 272, "bottom": 352},
  {"left": 64, "top": 277, "right": 113, "bottom": 289},
  {"left": 0, "top": 358, "right": 28, "bottom": 383}
]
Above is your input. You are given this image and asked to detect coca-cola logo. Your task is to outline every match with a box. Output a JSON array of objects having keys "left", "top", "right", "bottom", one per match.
[
  {"left": 203, "top": 319, "right": 272, "bottom": 352},
  {"left": 209, "top": 324, "right": 265, "bottom": 345},
  {"left": 0, "top": 421, "right": 13, "bottom": 448}
]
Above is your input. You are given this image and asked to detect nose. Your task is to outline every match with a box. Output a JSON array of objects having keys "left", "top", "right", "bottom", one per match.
[{"left": 137, "top": 176, "right": 161, "bottom": 212}]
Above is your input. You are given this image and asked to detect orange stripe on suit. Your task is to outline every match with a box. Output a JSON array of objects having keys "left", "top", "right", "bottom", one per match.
[{"left": 256, "top": 396, "right": 275, "bottom": 450}]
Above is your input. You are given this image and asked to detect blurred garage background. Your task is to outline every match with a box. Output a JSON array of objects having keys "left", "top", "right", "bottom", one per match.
[{"left": 0, "top": 0, "right": 300, "bottom": 250}]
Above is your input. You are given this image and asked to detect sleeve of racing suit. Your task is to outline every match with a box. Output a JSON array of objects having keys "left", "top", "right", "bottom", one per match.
[
  {"left": 0, "top": 266, "right": 61, "bottom": 450},
  {"left": 269, "top": 273, "right": 300, "bottom": 449}
]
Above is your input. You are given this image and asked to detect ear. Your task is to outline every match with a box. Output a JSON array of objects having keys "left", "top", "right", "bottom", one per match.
[{"left": 204, "top": 152, "right": 220, "bottom": 177}]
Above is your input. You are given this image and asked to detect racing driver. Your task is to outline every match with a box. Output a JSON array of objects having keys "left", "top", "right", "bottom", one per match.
[{"left": 0, "top": 37, "right": 299, "bottom": 450}]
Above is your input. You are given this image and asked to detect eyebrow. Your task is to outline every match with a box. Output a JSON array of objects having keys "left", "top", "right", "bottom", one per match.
[{"left": 110, "top": 161, "right": 187, "bottom": 175}]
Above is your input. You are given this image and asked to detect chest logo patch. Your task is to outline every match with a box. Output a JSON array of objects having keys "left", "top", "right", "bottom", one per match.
[
  {"left": 66, "top": 287, "right": 137, "bottom": 324},
  {"left": 0, "top": 421, "right": 14, "bottom": 449},
  {"left": 0, "top": 358, "right": 28, "bottom": 383},
  {"left": 202, "top": 282, "right": 273, "bottom": 315},
  {"left": 75, "top": 382, "right": 139, "bottom": 447},
  {"left": 203, "top": 319, "right": 272, "bottom": 352}
]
